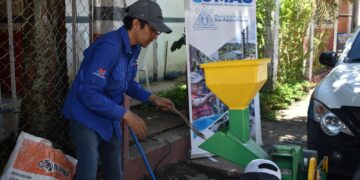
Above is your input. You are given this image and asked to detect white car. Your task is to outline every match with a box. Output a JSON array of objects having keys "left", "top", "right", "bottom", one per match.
[{"left": 307, "top": 28, "right": 360, "bottom": 178}]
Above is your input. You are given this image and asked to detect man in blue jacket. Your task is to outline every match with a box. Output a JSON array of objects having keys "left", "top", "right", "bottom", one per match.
[{"left": 61, "top": 0, "right": 175, "bottom": 179}]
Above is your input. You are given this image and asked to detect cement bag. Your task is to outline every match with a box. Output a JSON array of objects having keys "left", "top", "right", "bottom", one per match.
[{"left": 1, "top": 131, "right": 77, "bottom": 180}]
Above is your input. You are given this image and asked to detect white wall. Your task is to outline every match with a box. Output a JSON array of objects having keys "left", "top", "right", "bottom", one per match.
[
  {"left": 157, "top": 0, "right": 187, "bottom": 80},
  {"left": 138, "top": 0, "right": 187, "bottom": 81},
  {"left": 65, "top": 0, "right": 186, "bottom": 81}
]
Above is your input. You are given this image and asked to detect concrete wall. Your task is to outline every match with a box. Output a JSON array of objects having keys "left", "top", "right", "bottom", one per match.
[{"left": 137, "top": 0, "right": 186, "bottom": 81}]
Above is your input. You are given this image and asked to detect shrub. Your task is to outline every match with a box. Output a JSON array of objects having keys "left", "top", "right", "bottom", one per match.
[
  {"left": 156, "top": 83, "right": 187, "bottom": 110},
  {"left": 136, "top": 83, "right": 187, "bottom": 111},
  {"left": 260, "top": 81, "right": 313, "bottom": 120}
]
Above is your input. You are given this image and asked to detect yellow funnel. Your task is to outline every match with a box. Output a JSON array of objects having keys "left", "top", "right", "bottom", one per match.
[{"left": 200, "top": 59, "right": 270, "bottom": 110}]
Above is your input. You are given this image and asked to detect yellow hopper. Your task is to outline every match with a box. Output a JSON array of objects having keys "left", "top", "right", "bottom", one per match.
[{"left": 199, "top": 59, "right": 270, "bottom": 166}]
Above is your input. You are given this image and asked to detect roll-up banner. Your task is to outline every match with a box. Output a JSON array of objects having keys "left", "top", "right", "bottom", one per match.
[{"left": 184, "top": 0, "right": 262, "bottom": 158}]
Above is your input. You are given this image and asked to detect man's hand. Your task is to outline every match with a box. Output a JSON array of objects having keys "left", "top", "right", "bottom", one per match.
[
  {"left": 123, "top": 110, "right": 147, "bottom": 139},
  {"left": 149, "top": 94, "right": 175, "bottom": 111}
]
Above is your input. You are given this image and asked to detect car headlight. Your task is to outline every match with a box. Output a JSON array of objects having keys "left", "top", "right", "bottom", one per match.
[
  {"left": 313, "top": 100, "right": 354, "bottom": 136},
  {"left": 320, "top": 113, "right": 343, "bottom": 136}
]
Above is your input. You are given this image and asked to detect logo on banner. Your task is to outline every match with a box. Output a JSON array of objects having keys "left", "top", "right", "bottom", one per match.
[{"left": 193, "top": 7, "right": 216, "bottom": 30}]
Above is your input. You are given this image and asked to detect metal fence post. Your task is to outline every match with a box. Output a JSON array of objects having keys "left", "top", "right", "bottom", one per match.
[
  {"left": 7, "top": 0, "right": 17, "bottom": 110},
  {"left": 333, "top": 0, "right": 340, "bottom": 52},
  {"left": 72, "top": 0, "right": 78, "bottom": 80}
]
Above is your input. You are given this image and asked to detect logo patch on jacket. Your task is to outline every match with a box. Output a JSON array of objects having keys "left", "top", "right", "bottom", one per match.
[{"left": 93, "top": 68, "right": 107, "bottom": 79}]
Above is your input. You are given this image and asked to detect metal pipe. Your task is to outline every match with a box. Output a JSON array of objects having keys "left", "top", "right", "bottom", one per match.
[
  {"left": 152, "top": 0, "right": 158, "bottom": 81},
  {"left": 72, "top": 0, "right": 78, "bottom": 79},
  {"left": 128, "top": 126, "right": 157, "bottom": 180},
  {"left": 89, "top": 0, "right": 94, "bottom": 44},
  {"left": 163, "top": 41, "right": 168, "bottom": 79},
  {"left": 242, "top": 29, "right": 245, "bottom": 59},
  {"left": 7, "top": 0, "right": 17, "bottom": 109},
  {"left": 333, "top": 0, "right": 340, "bottom": 52}
]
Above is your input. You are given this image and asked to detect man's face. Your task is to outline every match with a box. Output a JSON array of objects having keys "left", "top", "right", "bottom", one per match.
[{"left": 135, "top": 20, "right": 160, "bottom": 48}]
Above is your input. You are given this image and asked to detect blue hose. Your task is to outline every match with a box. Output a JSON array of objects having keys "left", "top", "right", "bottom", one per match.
[{"left": 128, "top": 127, "right": 157, "bottom": 180}]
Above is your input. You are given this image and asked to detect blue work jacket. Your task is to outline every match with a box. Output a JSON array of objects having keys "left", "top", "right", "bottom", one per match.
[{"left": 61, "top": 26, "right": 151, "bottom": 142}]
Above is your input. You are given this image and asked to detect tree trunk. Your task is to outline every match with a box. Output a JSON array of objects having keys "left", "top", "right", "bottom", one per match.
[
  {"left": 20, "top": 0, "right": 69, "bottom": 150},
  {"left": 271, "top": 0, "right": 280, "bottom": 86}
]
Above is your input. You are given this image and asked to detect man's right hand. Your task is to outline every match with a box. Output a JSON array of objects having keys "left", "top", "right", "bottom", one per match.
[{"left": 123, "top": 111, "right": 147, "bottom": 140}]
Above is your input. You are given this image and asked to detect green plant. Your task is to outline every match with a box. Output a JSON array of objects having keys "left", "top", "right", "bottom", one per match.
[
  {"left": 256, "top": 0, "right": 275, "bottom": 58},
  {"left": 137, "top": 83, "right": 187, "bottom": 111},
  {"left": 277, "top": 0, "right": 313, "bottom": 83},
  {"left": 311, "top": 0, "right": 338, "bottom": 75},
  {"left": 260, "top": 81, "right": 313, "bottom": 120},
  {"left": 256, "top": 0, "right": 314, "bottom": 120},
  {"left": 157, "top": 83, "right": 187, "bottom": 110},
  {"left": 312, "top": 30, "right": 331, "bottom": 74}
]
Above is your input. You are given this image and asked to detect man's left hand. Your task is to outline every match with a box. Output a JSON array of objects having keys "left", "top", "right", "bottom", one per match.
[{"left": 149, "top": 94, "right": 175, "bottom": 111}]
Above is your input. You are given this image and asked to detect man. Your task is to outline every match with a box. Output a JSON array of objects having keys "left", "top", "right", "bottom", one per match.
[{"left": 61, "top": 0, "right": 174, "bottom": 179}]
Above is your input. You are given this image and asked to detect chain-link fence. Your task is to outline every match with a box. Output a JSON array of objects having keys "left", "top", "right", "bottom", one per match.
[
  {"left": 311, "top": 0, "right": 337, "bottom": 73},
  {"left": 0, "top": 0, "right": 128, "bottom": 172}
]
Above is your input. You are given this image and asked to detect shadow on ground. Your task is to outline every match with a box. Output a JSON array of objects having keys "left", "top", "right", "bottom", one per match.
[
  {"left": 148, "top": 161, "right": 243, "bottom": 180},
  {"left": 261, "top": 117, "right": 307, "bottom": 152}
]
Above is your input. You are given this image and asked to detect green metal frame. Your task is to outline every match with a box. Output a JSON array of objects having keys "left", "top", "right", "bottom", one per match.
[
  {"left": 270, "top": 145, "right": 305, "bottom": 180},
  {"left": 200, "top": 109, "right": 269, "bottom": 166}
]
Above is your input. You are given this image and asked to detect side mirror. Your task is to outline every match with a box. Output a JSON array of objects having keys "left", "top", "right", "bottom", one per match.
[{"left": 319, "top": 51, "right": 337, "bottom": 67}]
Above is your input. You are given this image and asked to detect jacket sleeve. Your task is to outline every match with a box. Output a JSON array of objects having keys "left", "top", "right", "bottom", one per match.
[{"left": 77, "top": 42, "right": 127, "bottom": 121}]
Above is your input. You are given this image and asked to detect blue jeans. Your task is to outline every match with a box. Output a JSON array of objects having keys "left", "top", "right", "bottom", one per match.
[{"left": 70, "top": 120, "right": 123, "bottom": 180}]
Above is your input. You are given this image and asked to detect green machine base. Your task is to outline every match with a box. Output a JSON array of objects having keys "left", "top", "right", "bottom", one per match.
[
  {"left": 199, "top": 109, "right": 269, "bottom": 166},
  {"left": 200, "top": 130, "right": 269, "bottom": 166}
]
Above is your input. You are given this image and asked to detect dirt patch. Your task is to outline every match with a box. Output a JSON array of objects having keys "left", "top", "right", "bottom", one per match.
[{"left": 261, "top": 118, "right": 307, "bottom": 152}]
